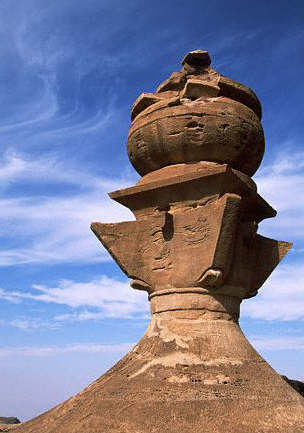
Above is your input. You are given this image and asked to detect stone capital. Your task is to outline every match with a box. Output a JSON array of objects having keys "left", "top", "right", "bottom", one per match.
[{"left": 91, "top": 163, "right": 291, "bottom": 300}]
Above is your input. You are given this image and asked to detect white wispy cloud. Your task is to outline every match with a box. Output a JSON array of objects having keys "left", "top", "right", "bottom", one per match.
[
  {"left": 0, "top": 275, "right": 148, "bottom": 320},
  {"left": 254, "top": 149, "right": 304, "bottom": 240},
  {"left": 0, "top": 3, "right": 133, "bottom": 265},
  {"left": 0, "top": 152, "right": 135, "bottom": 265},
  {"left": 250, "top": 335, "right": 304, "bottom": 352},
  {"left": 243, "top": 263, "right": 304, "bottom": 321},
  {"left": 240, "top": 149, "right": 304, "bottom": 321},
  {"left": 0, "top": 288, "right": 21, "bottom": 303},
  {"left": 3, "top": 317, "right": 60, "bottom": 331},
  {"left": 0, "top": 342, "right": 133, "bottom": 358},
  {"left": 0, "top": 151, "right": 130, "bottom": 190},
  {"left": 0, "top": 77, "right": 58, "bottom": 133},
  {"left": 0, "top": 1, "right": 125, "bottom": 147}
]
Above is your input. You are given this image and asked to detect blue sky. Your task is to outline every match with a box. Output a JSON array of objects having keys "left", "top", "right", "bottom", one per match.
[{"left": 0, "top": 0, "right": 303, "bottom": 422}]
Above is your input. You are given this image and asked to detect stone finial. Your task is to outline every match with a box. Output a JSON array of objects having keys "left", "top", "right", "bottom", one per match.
[
  {"left": 128, "top": 50, "right": 263, "bottom": 178},
  {"left": 181, "top": 49, "right": 211, "bottom": 67}
]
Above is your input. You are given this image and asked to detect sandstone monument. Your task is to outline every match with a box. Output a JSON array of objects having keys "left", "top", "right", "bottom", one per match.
[{"left": 15, "top": 50, "right": 304, "bottom": 432}]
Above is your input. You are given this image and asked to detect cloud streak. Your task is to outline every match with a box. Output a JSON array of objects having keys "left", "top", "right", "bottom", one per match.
[
  {"left": 250, "top": 335, "right": 304, "bottom": 352},
  {"left": 254, "top": 149, "right": 304, "bottom": 240},
  {"left": 0, "top": 342, "right": 134, "bottom": 358},
  {"left": 0, "top": 152, "right": 134, "bottom": 265},
  {"left": 243, "top": 263, "right": 304, "bottom": 321},
  {"left": 0, "top": 274, "right": 148, "bottom": 321},
  {"left": 2, "top": 317, "right": 60, "bottom": 331}
]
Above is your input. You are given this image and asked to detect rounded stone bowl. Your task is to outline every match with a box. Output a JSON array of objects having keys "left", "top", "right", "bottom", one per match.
[{"left": 127, "top": 96, "right": 264, "bottom": 177}]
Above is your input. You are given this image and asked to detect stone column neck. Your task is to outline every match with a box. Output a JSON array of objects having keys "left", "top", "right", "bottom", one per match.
[{"left": 149, "top": 290, "right": 240, "bottom": 322}]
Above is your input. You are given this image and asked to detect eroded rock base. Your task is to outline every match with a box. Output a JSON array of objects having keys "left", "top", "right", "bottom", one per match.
[{"left": 14, "top": 295, "right": 304, "bottom": 433}]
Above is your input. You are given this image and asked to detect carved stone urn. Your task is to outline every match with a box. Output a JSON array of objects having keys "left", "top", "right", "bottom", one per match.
[
  {"left": 16, "top": 50, "right": 304, "bottom": 433},
  {"left": 128, "top": 50, "right": 264, "bottom": 177}
]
